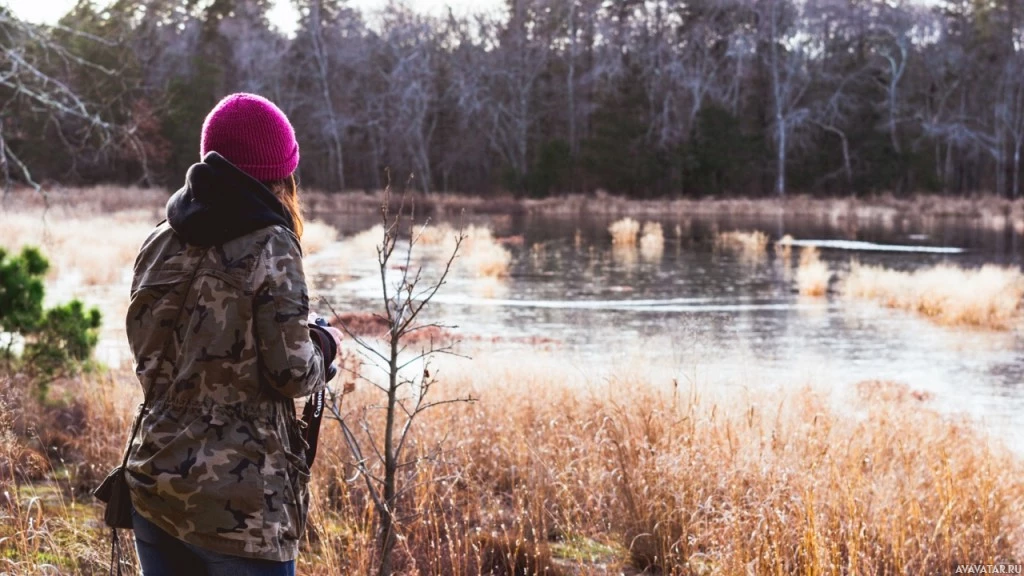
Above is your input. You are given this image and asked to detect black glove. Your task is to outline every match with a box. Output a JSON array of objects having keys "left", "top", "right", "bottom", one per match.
[
  {"left": 308, "top": 321, "right": 338, "bottom": 383},
  {"left": 304, "top": 317, "right": 339, "bottom": 468}
]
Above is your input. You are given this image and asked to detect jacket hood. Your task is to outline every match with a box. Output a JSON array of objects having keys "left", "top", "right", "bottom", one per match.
[{"left": 166, "top": 151, "right": 294, "bottom": 246}]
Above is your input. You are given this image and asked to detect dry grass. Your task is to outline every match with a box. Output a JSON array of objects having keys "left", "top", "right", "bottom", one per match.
[
  {"left": 0, "top": 210, "right": 156, "bottom": 285},
  {"left": 775, "top": 233, "right": 794, "bottom": 262},
  {"left": 2, "top": 185, "right": 167, "bottom": 214},
  {"left": 608, "top": 218, "right": 640, "bottom": 246},
  {"left": 336, "top": 222, "right": 513, "bottom": 280},
  {"left": 307, "top": 363, "right": 1024, "bottom": 575},
  {"left": 405, "top": 223, "right": 512, "bottom": 279},
  {"left": 330, "top": 311, "right": 450, "bottom": 344},
  {"left": 458, "top": 226, "right": 512, "bottom": 278},
  {"left": 302, "top": 220, "right": 340, "bottom": 255},
  {"left": 0, "top": 191, "right": 341, "bottom": 281},
  {"left": 841, "top": 262, "right": 1024, "bottom": 329},
  {"left": 796, "top": 246, "right": 831, "bottom": 296},
  {"left": 609, "top": 219, "right": 664, "bottom": 266},
  {"left": 304, "top": 186, "right": 1024, "bottom": 224},
  {"left": 12, "top": 185, "right": 1024, "bottom": 228},
  {"left": 2, "top": 354, "right": 1022, "bottom": 575},
  {"left": 0, "top": 370, "right": 139, "bottom": 575},
  {"left": 344, "top": 224, "right": 386, "bottom": 256},
  {"left": 639, "top": 222, "right": 664, "bottom": 262},
  {"left": 715, "top": 230, "right": 769, "bottom": 260},
  {"left": 416, "top": 223, "right": 459, "bottom": 247}
]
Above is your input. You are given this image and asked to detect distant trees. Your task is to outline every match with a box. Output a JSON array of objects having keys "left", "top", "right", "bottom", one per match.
[
  {"left": 4, "top": 0, "right": 1024, "bottom": 198},
  {"left": 0, "top": 4, "right": 145, "bottom": 189}
]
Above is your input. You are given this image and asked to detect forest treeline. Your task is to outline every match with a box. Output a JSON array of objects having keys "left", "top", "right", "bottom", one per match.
[{"left": 1, "top": 0, "right": 1024, "bottom": 198}]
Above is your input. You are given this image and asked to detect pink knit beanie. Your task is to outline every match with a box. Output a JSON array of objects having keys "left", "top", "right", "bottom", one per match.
[{"left": 200, "top": 93, "right": 299, "bottom": 182}]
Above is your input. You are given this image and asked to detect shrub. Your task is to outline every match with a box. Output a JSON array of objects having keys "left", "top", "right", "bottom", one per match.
[
  {"left": 24, "top": 300, "right": 102, "bottom": 381},
  {"left": 0, "top": 247, "right": 49, "bottom": 340},
  {"left": 0, "top": 247, "right": 102, "bottom": 398}
]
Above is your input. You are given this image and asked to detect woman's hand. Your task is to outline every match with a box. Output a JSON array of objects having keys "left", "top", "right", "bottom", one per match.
[{"left": 308, "top": 312, "right": 343, "bottom": 356}]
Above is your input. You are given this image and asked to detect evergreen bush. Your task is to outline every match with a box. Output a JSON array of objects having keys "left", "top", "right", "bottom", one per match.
[{"left": 0, "top": 247, "right": 102, "bottom": 399}]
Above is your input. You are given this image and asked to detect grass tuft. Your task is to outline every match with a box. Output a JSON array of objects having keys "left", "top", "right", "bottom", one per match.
[
  {"left": 796, "top": 246, "right": 831, "bottom": 296},
  {"left": 0, "top": 211, "right": 154, "bottom": 285},
  {"left": 715, "top": 230, "right": 769, "bottom": 260},
  {"left": 460, "top": 226, "right": 513, "bottom": 278},
  {"left": 841, "top": 262, "right": 1024, "bottom": 329},
  {"left": 639, "top": 222, "right": 664, "bottom": 262},
  {"left": 415, "top": 223, "right": 513, "bottom": 278},
  {"left": 609, "top": 218, "right": 640, "bottom": 246},
  {"left": 301, "top": 220, "right": 340, "bottom": 255}
]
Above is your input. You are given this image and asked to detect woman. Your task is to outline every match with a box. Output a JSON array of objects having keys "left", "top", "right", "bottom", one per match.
[{"left": 123, "top": 93, "right": 342, "bottom": 575}]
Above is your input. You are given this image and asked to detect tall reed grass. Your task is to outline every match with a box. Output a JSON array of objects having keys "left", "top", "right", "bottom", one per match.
[
  {"left": 608, "top": 219, "right": 664, "bottom": 266},
  {"left": 639, "top": 222, "right": 664, "bottom": 262},
  {"left": 4, "top": 357, "right": 1020, "bottom": 575},
  {"left": 343, "top": 222, "right": 514, "bottom": 279},
  {"left": 608, "top": 218, "right": 640, "bottom": 245},
  {"left": 458, "top": 226, "right": 512, "bottom": 278},
  {"left": 14, "top": 185, "right": 1024, "bottom": 228},
  {"left": 416, "top": 223, "right": 513, "bottom": 278},
  {"left": 796, "top": 246, "right": 831, "bottom": 296},
  {"left": 0, "top": 211, "right": 155, "bottom": 285},
  {"left": 0, "top": 371, "right": 138, "bottom": 574},
  {"left": 302, "top": 220, "right": 340, "bottom": 255},
  {"left": 775, "top": 234, "right": 794, "bottom": 261},
  {"left": 842, "top": 262, "right": 1024, "bottom": 329},
  {"left": 307, "top": 364, "right": 1024, "bottom": 574},
  {"left": 715, "top": 230, "right": 769, "bottom": 260}
]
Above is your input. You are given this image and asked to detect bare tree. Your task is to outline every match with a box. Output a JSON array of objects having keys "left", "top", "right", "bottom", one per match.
[
  {"left": 1001, "top": 55, "right": 1024, "bottom": 198},
  {"left": 218, "top": 0, "right": 289, "bottom": 97},
  {"left": 8, "top": 0, "right": 1024, "bottom": 197},
  {"left": 0, "top": 11, "right": 144, "bottom": 192},
  {"left": 875, "top": 24, "right": 910, "bottom": 156},
  {"left": 759, "top": 0, "right": 811, "bottom": 196},
  {"left": 370, "top": 8, "right": 441, "bottom": 193},
  {"left": 452, "top": 4, "right": 547, "bottom": 188},
  {"left": 810, "top": 76, "right": 859, "bottom": 188},
  {"left": 291, "top": 0, "right": 354, "bottom": 191},
  {"left": 326, "top": 186, "right": 473, "bottom": 576}
]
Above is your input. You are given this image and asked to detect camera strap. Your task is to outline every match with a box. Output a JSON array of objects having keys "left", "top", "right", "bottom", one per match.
[{"left": 301, "top": 387, "right": 325, "bottom": 468}]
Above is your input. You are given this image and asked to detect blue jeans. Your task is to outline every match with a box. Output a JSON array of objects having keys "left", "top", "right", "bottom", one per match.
[{"left": 132, "top": 509, "right": 295, "bottom": 576}]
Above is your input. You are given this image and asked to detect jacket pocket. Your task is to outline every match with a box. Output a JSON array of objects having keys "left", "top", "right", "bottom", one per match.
[
  {"left": 284, "top": 449, "right": 311, "bottom": 539},
  {"left": 264, "top": 445, "right": 311, "bottom": 544},
  {"left": 127, "top": 408, "right": 266, "bottom": 542}
]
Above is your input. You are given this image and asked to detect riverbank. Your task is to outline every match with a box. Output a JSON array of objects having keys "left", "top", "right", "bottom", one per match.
[
  {"left": 1, "top": 355, "right": 1021, "bottom": 575},
  {"left": 7, "top": 185, "right": 1024, "bottom": 227}
]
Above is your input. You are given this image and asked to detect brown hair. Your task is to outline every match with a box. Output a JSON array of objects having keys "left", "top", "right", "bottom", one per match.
[{"left": 263, "top": 174, "right": 304, "bottom": 239}]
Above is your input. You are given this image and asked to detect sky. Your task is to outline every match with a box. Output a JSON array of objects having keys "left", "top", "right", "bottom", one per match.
[{"left": 3, "top": 0, "right": 500, "bottom": 34}]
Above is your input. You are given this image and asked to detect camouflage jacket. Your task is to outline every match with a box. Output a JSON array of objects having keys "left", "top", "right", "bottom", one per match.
[{"left": 124, "top": 153, "right": 331, "bottom": 562}]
